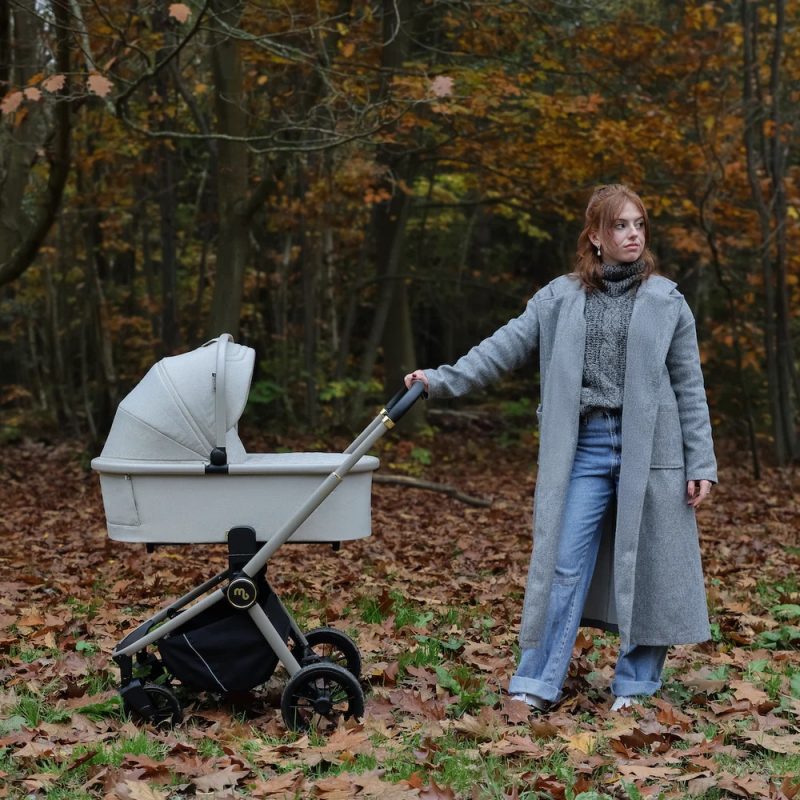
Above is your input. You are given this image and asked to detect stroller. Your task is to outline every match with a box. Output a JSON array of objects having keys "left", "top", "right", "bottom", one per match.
[{"left": 92, "top": 334, "right": 424, "bottom": 731}]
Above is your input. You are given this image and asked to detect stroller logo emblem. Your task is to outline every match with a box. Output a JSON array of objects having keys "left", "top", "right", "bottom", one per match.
[{"left": 227, "top": 576, "right": 257, "bottom": 609}]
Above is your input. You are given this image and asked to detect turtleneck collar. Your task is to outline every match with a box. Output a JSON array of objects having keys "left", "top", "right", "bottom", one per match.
[{"left": 600, "top": 259, "right": 644, "bottom": 297}]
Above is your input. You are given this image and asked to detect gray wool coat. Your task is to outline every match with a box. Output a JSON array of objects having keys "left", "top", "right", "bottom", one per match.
[{"left": 425, "top": 274, "right": 717, "bottom": 650}]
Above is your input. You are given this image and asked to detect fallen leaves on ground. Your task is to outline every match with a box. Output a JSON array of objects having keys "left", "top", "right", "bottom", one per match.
[{"left": 1, "top": 425, "right": 799, "bottom": 798}]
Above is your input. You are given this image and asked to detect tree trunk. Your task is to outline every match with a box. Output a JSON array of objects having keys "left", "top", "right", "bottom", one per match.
[
  {"left": 153, "top": 7, "right": 181, "bottom": 354},
  {"left": 380, "top": 210, "right": 416, "bottom": 395},
  {"left": 157, "top": 142, "right": 180, "bottom": 353},
  {"left": 741, "top": 0, "right": 797, "bottom": 464},
  {"left": 0, "top": 0, "right": 10, "bottom": 91},
  {"left": 301, "top": 221, "right": 319, "bottom": 428},
  {"left": 186, "top": 163, "right": 213, "bottom": 346},
  {"left": 699, "top": 185, "right": 761, "bottom": 479},
  {"left": 349, "top": 0, "right": 422, "bottom": 428},
  {"left": 0, "top": 0, "right": 71, "bottom": 287},
  {"left": 207, "top": 0, "right": 249, "bottom": 338},
  {"left": 377, "top": 0, "right": 423, "bottom": 429},
  {"left": 45, "top": 239, "right": 79, "bottom": 434},
  {"left": 0, "top": 2, "right": 40, "bottom": 263},
  {"left": 78, "top": 167, "right": 118, "bottom": 432},
  {"left": 765, "top": 0, "right": 798, "bottom": 460},
  {"left": 349, "top": 189, "right": 415, "bottom": 427},
  {"left": 140, "top": 207, "right": 161, "bottom": 356}
]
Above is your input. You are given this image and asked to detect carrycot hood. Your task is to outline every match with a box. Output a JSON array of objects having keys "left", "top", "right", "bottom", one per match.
[{"left": 100, "top": 337, "right": 255, "bottom": 462}]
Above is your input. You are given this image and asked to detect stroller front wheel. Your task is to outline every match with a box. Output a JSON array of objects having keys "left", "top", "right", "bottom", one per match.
[
  {"left": 122, "top": 681, "right": 183, "bottom": 728},
  {"left": 293, "top": 627, "right": 362, "bottom": 678},
  {"left": 281, "top": 663, "right": 364, "bottom": 732}
]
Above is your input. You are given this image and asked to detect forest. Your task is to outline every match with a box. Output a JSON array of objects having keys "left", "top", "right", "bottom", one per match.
[
  {"left": 2, "top": 2, "right": 800, "bottom": 799},
  {"left": 0, "top": 0, "right": 797, "bottom": 469}
]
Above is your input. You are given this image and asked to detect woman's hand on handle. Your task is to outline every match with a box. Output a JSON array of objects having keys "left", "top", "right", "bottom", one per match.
[
  {"left": 687, "top": 479, "right": 713, "bottom": 509},
  {"left": 404, "top": 370, "right": 429, "bottom": 391}
]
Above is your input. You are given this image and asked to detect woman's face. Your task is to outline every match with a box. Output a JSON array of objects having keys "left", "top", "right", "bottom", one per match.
[{"left": 592, "top": 200, "right": 646, "bottom": 265}]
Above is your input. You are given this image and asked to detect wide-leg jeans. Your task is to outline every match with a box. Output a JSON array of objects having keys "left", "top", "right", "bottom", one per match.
[{"left": 509, "top": 411, "right": 668, "bottom": 703}]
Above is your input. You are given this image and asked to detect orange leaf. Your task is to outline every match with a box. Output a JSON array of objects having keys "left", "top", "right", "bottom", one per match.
[
  {"left": 168, "top": 3, "right": 192, "bottom": 23},
  {"left": 1, "top": 90, "right": 23, "bottom": 115},
  {"left": 42, "top": 74, "right": 66, "bottom": 93},
  {"left": 87, "top": 73, "right": 113, "bottom": 97},
  {"left": 430, "top": 75, "right": 454, "bottom": 98}
]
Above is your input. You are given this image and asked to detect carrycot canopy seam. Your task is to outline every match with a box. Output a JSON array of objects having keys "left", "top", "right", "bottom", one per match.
[
  {"left": 112, "top": 407, "right": 208, "bottom": 459},
  {"left": 156, "top": 362, "right": 214, "bottom": 455}
]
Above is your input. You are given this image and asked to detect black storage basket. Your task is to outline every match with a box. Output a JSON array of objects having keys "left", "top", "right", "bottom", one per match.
[{"left": 158, "top": 588, "right": 291, "bottom": 692}]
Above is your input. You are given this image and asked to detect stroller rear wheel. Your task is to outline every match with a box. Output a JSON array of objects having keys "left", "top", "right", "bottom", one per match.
[
  {"left": 122, "top": 681, "right": 183, "bottom": 727},
  {"left": 294, "top": 627, "right": 362, "bottom": 678},
  {"left": 281, "top": 663, "right": 364, "bottom": 732}
]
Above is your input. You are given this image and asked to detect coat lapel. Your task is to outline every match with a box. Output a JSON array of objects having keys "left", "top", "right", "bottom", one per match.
[
  {"left": 539, "top": 280, "right": 585, "bottom": 484},
  {"left": 613, "top": 276, "right": 683, "bottom": 646},
  {"left": 520, "top": 283, "right": 585, "bottom": 647},
  {"left": 538, "top": 282, "right": 585, "bottom": 496}
]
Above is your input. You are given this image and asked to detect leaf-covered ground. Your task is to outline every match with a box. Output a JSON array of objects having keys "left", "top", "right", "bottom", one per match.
[{"left": 1, "top": 418, "right": 799, "bottom": 799}]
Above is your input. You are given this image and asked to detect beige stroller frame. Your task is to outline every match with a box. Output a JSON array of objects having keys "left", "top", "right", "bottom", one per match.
[{"left": 92, "top": 335, "right": 424, "bottom": 730}]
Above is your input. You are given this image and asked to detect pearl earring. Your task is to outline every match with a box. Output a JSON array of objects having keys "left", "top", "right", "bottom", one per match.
[{"left": 596, "top": 245, "right": 601, "bottom": 258}]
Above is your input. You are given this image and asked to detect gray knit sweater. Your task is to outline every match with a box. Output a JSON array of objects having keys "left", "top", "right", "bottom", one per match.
[{"left": 579, "top": 261, "right": 644, "bottom": 416}]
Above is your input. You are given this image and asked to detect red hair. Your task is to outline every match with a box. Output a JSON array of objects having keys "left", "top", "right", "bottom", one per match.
[{"left": 573, "top": 184, "right": 657, "bottom": 291}]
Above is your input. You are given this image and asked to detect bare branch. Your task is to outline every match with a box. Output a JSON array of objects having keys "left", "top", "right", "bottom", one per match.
[
  {"left": 113, "top": 0, "right": 210, "bottom": 109},
  {"left": 115, "top": 99, "right": 425, "bottom": 154}
]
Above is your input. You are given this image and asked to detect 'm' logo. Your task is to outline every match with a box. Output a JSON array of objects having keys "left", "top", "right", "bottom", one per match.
[{"left": 227, "top": 577, "right": 257, "bottom": 608}]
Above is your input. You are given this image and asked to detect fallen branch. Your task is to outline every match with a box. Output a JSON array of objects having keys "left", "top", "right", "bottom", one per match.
[{"left": 373, "top": 474, "right": 492, "bottom": 507}]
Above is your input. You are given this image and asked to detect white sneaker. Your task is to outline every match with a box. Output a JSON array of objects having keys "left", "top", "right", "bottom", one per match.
[
  {"left": 511, "top": 692, "right": 551, "bottom": 711},
  {"left": 611, "top": 695, "right": 640, "bottom": 711}
]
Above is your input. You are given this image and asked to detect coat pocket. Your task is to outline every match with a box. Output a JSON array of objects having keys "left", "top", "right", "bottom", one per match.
[{"left": 651, "top": 405, "right": 684, "bottom": 469}]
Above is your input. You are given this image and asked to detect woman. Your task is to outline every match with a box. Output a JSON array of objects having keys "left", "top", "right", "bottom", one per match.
[{"left": 404, "top": 184, "right": 716, "bottom": 712}]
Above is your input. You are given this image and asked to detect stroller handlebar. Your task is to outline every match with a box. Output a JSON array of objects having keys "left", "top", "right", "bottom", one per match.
[{"left": 384, "top": 380, "right": 426, "bottom": 423}]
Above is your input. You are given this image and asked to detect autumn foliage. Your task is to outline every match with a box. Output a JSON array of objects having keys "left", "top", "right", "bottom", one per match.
[{"left": 0, "top": 0, "right": 798, "bottom": 465}]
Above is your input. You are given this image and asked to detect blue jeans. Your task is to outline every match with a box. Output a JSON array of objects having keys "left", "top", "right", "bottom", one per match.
[{"left": 509, "top": 411, "right": 668, "bottom": 703}]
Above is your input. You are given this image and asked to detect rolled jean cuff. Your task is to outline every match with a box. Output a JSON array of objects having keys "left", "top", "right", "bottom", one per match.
[
  {"left": 507, "top": 675, "right": 561, "bottom": 704},
  {"left": 611, "top": 677, "right": 662, "bottom": 698}
]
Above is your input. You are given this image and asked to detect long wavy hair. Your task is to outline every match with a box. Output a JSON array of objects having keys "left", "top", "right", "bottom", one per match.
[{"left": 573, "top": 184, "right": 657, "bottom": 291}]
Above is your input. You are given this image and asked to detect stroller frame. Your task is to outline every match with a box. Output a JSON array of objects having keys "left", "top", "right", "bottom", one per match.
[{"left": 111, "top": 366, "right": 425, "bottom": 731}]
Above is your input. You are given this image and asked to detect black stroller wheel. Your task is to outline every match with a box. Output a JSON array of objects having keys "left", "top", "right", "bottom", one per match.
[
  {"left": 123, "top": 682, "right": 183, "bottom": 727},
  {"left": 294, "top": 627, "right": 362, "bottom": 677},
  {"left": 281, "top": 663, "right": 364, "bottom": 732}
]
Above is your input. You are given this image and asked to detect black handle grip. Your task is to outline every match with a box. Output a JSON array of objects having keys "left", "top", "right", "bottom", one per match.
[
  {"left": 385, "top": 380, "right": 426, "bottom": 423},
  {"left": 384, "top": 386, "right": 407, "bottom": 413}
]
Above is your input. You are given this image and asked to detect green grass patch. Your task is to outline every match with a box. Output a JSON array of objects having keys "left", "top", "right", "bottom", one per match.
[
  {"left": 196, "top": 737, "right": 226, "bottom": 759},
  {"left": 714, "top": 750, "right": 800, "bottom": 781},
  {"left": 756, "top": 575, "right": 800, "bottom": 607},
  {"left": 80, "top": 668, "right": 120, "bottom": 697},
  {"left": 104, "top": 731, "right": 170, "bottom": 764},
  {"left": 65, "top": 596, "right": 101, "bottom": 620},
  {"left": 281, "top": 591, "right": 324, "bottom": 629},
  {"left": 356, "top": 590, "right": 435, "bottom": 628},
  {"left": 11, "top": 693, "right": 72, "bottom": 727},
  {"left": 78, "top": 693, "right": 122, "bottom": 721},
  {"left": 8, "top": 645, "right": 59, "bottom": 663},
  {"left": 756, "top": 625, "right": 800, "bottom": 650}
]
